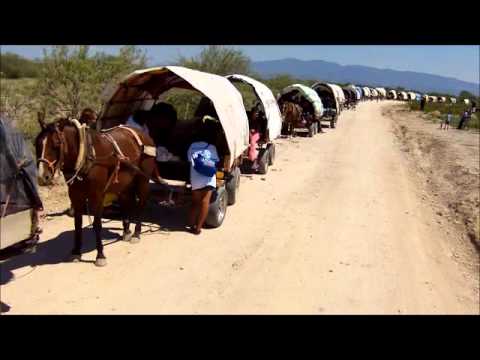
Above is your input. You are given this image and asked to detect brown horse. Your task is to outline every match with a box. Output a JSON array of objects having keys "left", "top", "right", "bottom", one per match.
[
  {"left": 35, "top": 114, "right": 157, "bottom": 267},
  {"left": 280, "top": 101, "right": 303, "bottom": 136}
]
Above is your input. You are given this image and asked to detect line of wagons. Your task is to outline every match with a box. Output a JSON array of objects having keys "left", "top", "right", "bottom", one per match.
[
  {"left": 96, "top": 68, "right": 368, "bottom": 229},
  {"left": 386, "top": 90, "right": 467, "bottom": 105},
  {"left": 0, "top": 67, "right": 389, "bottom": 256}
]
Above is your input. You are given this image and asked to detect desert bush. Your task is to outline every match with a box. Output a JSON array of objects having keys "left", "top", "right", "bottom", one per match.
[
  {"left": 34, "top": 45, "right": 147, "bottom": 119},
  {"left": 177, "top": 45, "right": 252, "bottom": 77},
  {"left": 0, "top": 78, "right": 40, "bottom": 143},
  {"left": 174, "top": 46, "right": 260, "bottom": 115},
  {"left": 408, "top": 101, "right": 479, "bottom": 129}
]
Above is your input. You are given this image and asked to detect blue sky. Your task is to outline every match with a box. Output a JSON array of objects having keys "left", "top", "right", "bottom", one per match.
[{"left": 2, "top": 45, "right": 479, "bottom": 84}]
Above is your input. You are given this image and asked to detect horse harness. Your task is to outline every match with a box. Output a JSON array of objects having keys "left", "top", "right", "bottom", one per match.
[
  {"left": 39, "top": 119, "right": 156, "bottom": 191},
  {"left": 98, "top": 125, "right": 156, "bottom": 192}
]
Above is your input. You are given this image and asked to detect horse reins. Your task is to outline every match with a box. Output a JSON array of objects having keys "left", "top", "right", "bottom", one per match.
[
  {"left": 38, "top": 124, "right": 66, "bottom": 178},
  {"left": 40, "top": 119, "right": 154, "bottom": 193}
]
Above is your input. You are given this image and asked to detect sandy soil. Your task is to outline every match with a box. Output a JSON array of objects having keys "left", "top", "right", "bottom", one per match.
[
  {"left": 387, "top": 104, "right": 480, "bottom": 255},
  {"left": 1, "top": 101, "right": 478, "bottom": 314}
]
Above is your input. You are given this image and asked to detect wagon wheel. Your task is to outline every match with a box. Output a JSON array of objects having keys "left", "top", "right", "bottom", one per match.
[
  {"left": 205, "top": 186, "right": 228, "bottom": 228},
  {"left": 226, "top": 167, "right": 240, "bottom": 205},
  {"left": 257, "top": 149, "right": 270, "bottom": 175},
  {"left": 268, "top": 143, "right": 275, "bottom": 165},
  {"left": 308, "top": 124, "right": 315, "bottom": 137}
]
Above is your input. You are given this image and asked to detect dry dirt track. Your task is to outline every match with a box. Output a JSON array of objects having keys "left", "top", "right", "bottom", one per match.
[{"left": 1, "top": 101, "right": 478, "bottom": 314}]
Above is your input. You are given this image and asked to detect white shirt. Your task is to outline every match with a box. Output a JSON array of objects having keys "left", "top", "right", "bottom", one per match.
[
  {"left": 187, "top": 142, "right": 219, "bottom": 190},
  {"left": 126, "top": 116, "right": 149, "bottom": 136}
]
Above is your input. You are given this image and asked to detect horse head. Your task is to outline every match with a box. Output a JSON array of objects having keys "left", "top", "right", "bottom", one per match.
[{"left": 35, "top": 115, "right": 72, "bottom": 185}]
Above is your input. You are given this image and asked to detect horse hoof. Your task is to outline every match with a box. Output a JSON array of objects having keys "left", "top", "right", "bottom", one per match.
[
  {"left": 71, "top": 254, "right": 81, "bottom": 262},
  {"left": 122, "top": 232, "right": 133, "bottom": 242},
  {"left": 95, "top": 258, "right": 107, "bottom": 267},
  {"left": 130, "top": 236, "right": 140, "bottom": 244}
]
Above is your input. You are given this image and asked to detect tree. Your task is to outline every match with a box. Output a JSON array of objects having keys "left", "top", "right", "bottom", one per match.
[
  {"left": 0, "top": 79, "right": 36, "bottom": 126},
  {"left": 459, "top": 90, "right": 475, "bottom": 100},
  {"left": 259, "top": 74, "right": 318, "bottom": 98},
  {"left": 34, "top": 45, "right": 147, "bottom": 118},
  {"left": 261, "top": 74, "right": 296, "bottom": 97},
  {"left": 177, "top": 45, "right": 252, "bottom": 76}
]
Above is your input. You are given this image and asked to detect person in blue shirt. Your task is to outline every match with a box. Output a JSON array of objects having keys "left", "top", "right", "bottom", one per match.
[{"left": 186, "top": 116, "right": 220, "bottom": 235}]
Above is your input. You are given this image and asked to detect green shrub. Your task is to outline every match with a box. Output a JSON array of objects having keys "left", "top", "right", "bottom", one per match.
[
  {"left": 0, "top": 52, "right": 41, "bottom": 78},
  {"left": 408, "top": 101, "right": 479, "bottom": 129}
]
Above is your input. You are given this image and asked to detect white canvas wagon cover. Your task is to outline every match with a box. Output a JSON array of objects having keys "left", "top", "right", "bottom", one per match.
[
  {"left": 280, "top": 84, "right": 324, "bottom": 119},
  {"left": 376, "top": 88, "right": 387, "bottom": 97},
  {"left": 346, "top": 84, "right": 362, "bottom": 100},
  {"left": 329, "top": 83, "right": 346, "bottom": 104},
  {"left": 226, "top": 74, "right": 283, "bottom": 141},
  {"left": 362, "top": 87, "right": 371, "bottom": 97},
  {"left": 311, "top": 82, "right": 340, "bottom": 112},
  {"left": 388, "top": 89, "right": 397, "bottom": 98},
  {"left": 98, "top": 66, "right": 250, "bottom": 167}
]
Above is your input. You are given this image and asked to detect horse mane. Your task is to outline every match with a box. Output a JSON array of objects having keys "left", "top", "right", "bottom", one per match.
[{"left": 35, "top": 117, "right": 75, "bottom": 145}]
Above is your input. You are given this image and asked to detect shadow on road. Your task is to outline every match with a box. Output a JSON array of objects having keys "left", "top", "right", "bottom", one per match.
[
  {"left": 0, "top": 301, "right": 11, "bottom": 313},
  {"left": 0, "top": 200, "right": 192, "bottom": 287},
  {"left": 0, "top": 225, "right": 120, "bottom": 286}
]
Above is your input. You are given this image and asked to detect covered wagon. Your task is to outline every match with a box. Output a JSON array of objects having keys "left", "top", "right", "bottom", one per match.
[
  {"left": 311, "top": 82, "right": 341, "bottom": 128},
  {"left": 1, "top": 117, "right": 42, "bottom": 253},
  {"left": 278, "top": 84, "right": 325, "bottom": 135},
  {"left": 226, "top": 74, "right": 282, "bottom": 175},
  {"left": 342, "top": 86, "right": 358, "bottom": 109},
  {"left": 387, "top": 89, "right": 397, "bottom": 100},
  {"left": 362, "top": 87, "right": 371, "bottom": 98},
  {"left": 375, "top": 88, "right": 387, "bottom": 98},
  {"left": 329, "top": 84, "right": 346, "bottom": 110},
  {"left": 97, "top": 66, "right": 250, "bottom": 227},
  {"left": 354, "top": 86, "right": 363, "bottom": 100}
]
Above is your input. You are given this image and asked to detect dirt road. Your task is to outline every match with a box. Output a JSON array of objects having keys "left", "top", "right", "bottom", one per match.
[{"left": 1, "top": 101, "right": 478, "bottom": 314}]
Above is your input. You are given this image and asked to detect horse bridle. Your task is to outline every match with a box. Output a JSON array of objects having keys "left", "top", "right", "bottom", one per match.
[{"left": 38, "top": 123, "right": 66, "bottom": 177}]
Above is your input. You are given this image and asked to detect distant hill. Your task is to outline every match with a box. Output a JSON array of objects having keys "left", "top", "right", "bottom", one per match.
[{"left": 252, "top": 58, "right": 479, "bottom": 96}]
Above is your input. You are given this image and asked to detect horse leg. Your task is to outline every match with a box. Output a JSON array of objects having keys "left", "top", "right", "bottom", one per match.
[
  {"left": 91, "top": 197, "right": 107, "bottom": 267},
  {"left": 122, "top": 217, "right": 133, "bottom": 242},
  {"left": 71, "top": 209, "right": 83, "bottom": 262},
  {"left": 132, "top": 179, "right": 150, "bottom": 243},
  {"left": 119, "top": 193, "right": 134, "bottom": 242}
]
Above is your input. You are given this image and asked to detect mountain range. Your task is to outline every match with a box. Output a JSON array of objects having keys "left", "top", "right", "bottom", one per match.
[{"left": 252, "top": 58, "right": 479, "bottom": 96}]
